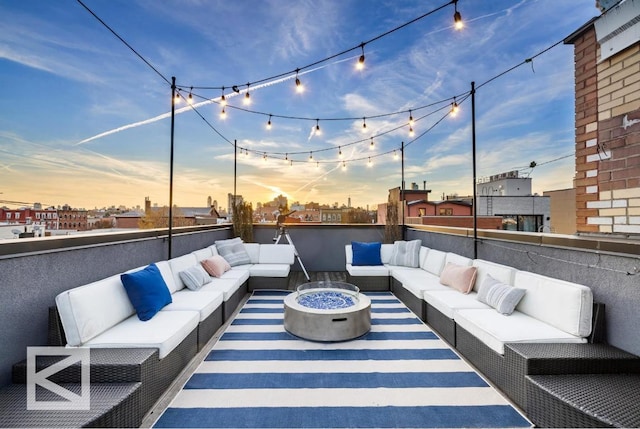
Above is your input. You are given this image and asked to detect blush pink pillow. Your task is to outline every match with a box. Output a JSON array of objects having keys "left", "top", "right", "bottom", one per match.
[
  {"left": 201, "top": 255, "right": 231, "bottom": 278},
  {"left": 439, "top": 262, "right": 477, "bottom": 294}
]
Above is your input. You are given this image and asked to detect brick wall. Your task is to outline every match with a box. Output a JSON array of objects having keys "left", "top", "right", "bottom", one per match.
[{"left": 571, "top": 23, "right": 640, "bottom": 234}]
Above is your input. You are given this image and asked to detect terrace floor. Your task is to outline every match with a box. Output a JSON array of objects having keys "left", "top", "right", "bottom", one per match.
[{"left": 142, "top": 272, "right": 530, "bottom": 428}]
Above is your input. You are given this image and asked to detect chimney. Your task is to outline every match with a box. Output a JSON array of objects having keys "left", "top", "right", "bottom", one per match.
[{"left": 145, "top": 197, "right": 151, "bottom": 215}]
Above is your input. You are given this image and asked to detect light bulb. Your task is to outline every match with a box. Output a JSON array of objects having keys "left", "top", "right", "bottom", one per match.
[
  {"left": 342, "top": 160, "right": 347, "bottom": 170},
  {"left": 188, "top": 90, "right": 193, "bottom": 104},
  {"left": 220, "top": 107, "right": 227, "bottom": 119},
  {"left": 315, "top": 120, "right": 321, "bottom": 135},
  {"left": 220, "top": 94, "right": 227, "bottom": 107},
  {"left": 284, "top": 154, "right": 288, "bottom": 163},
  {"left": 368, "top": 157, "right": 373, "bottom": 167},
  {"left": 243, "top": 91, "right": 251, "bottom": 105},
  {"left": 409, "top": 111, "right": 415, "bottom": 126},
  {"left": 454, "top": 10, "right": 463, "bottom": 30},
  {"left": 357, "top": 54, "right": 365, "bottom": 70},
  {"left": 369, "top": 138, "right": 374, "bottom": 150},
  {"left": 362, "top": 118, "right": 367, "bottom": 133},
  {"left": 451, "top": 101, "right": 459, "bottom": 117},
  {"left": 409, "top": 126, "right": 415, "bottom": 137},
  {"left": 263, "top": 153, "right": 267, "bottom": 162},
  {"left": 338, "top": 147, "right": 343, "bottom": 158},
  {"left": 266, "top": 115, "right": 272, "bottom": 130},
  {"left": 174, "top": 92, "right": 180, "bottom": 103},
  {"left": 309, "top": 152, "right": 313, "bottom": 161},
  {"left": 393, "top": 150, "right": 399, "bottom": 160}
]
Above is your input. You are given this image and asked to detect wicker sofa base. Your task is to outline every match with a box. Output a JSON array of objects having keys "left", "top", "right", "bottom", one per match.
[
  {"left": 0, "top": 382, "right": 142, "bottom": 428},
  {"left": 222, "top": 281, "right": 248, "bottom": 321},
  {"left": 197, "top": 305, "right": 224, "bottom": 350},
  {"left": 390, "top": 278, "right": 425, "bottom": 320},
  {"left": 346, "top": 274, "right": 390, "bottom": 291},
  {"left": 249, "top": 276, "right": 290, "bottom": 291},
  {"left": 526, "top": 374, "right": 640, "bottom": 428},
  {"left": 425, "top": 303, "right": 455, "bottom": 345}
]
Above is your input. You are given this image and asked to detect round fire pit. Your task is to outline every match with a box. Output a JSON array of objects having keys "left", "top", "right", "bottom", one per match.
[{"left": 284, "top": 281, "right": 371, "bottom": 342}]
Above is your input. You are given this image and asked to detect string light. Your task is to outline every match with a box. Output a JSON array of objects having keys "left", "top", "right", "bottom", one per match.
[
  {"left": 362, "top": 118, "right": 367, "bottom": 133},
  {"left": 316, "top": 161, "right": 320, "bottom": 168},
  {"left": 409, "top": 126, "right": 415, "bottom": 137},
  {"left": 451, "top": 97, "right": 459, "bottom": 117},
  {"left": 338, "top": 146, "right": 343, "bottom": 158},
  {"left": 369, "top": 137, "right": 375, "bottom": 150},
  {"left": 295, "top": 69, "right": 304, "bottom": 93},
  {"left": 342, "top": 160, "right": 347, "bottom": 170},
  {"left": 290, "top": 159, "right": 293, "bottom": 167},
  {"left": 393, "top": 150, "right": 399, "bottom": 160},
  {"left": 266, "top": 114, "right": 272, "bottom": 130},
  {"left": 263, "top": 152, "right": 267, "bottom": 162},
  {"left": 409, "top": 110, "right": 415, "bottom": 126},
  {"left": 174, "top": 91, "right": 180, "bottom": 104},
  {"left": 220, "top": 107, "right": 227, "bottom": 119},
  {"left": 309, "top": 151, "right": 313, "bottom": 161},
  {"left": 244, "top": 83, "right": 251, "bottom": 105},
  {"left": 188, "top": 87, "right": 194, "bottom": 104},
  {"left": 284, "top": 153, "right": 288, "bottom": 163},
  {"left": 356, "top": 43, "right": 365, "bottom": 70},
  {"left": 368, "top": 157, "right": 373, "bottom": 167},
  {"left": 315, "top": 119, "right": 321, "bottom": 135},
  {"left": 220, "top": 87, "right": 227, "bottom": 106},
  {"left": 453, "top": 0, "right": 463, "bottom": 30}
]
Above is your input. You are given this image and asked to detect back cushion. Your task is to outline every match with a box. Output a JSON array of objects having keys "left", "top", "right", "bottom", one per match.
[
  {"left": 258, "top": 244, "right": 295, "bottom": 264},
  {"left": 207, "top": 244, "right": 220, "bottom": 257},
  {"left": 244, "top": 243, "right": 260, "bottom": 264},
  {"left": 169, "top": 253, "right": 199, "bottom": 292},
  {"left": 192, "top": 247, "right": 213, "bottom": 262},
  {"left": 514, "top": 271, "right": 593, "bottom": 337},
  {"left": 345, "top": 245, "right": 354, "bottom": 264},
  {"left": 418, "top": 247, "right": 430, "bottom": 270},
  {"left": 445, "top": 252, "right": 472, "bottom": 267},
  {"left": 380, "top": 244, "right": 394, "bottom": 264},
  {"left": 56, "top": 274, "right": 135, "bottom": 346},
  {"left": 472, "top": 259, "right": 516, "bottom": 292},
  {"left": 423, "top": 249, "right": 446, "bottom": 275}
]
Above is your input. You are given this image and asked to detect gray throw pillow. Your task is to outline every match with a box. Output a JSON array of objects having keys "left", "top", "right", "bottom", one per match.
[
  {"left": 477, "top": 275, "right": 525, "bottom": 315},
  {"left": 214, "top": 237, "right": 252, "bottom": 266},
  {"left": 179, "top": 265, "right": 210, "bottom": 291},
  {"left": 388, "top": 239, "right": 421, "bottom": 267}
]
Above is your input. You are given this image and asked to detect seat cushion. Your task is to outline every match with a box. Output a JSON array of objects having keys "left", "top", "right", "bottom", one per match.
[
  {"left": 391, "top": 268, "right": 449, "bottom": 298},
  {"left": 83, "top": 310, "right": 199, "bottom": 359},
  {"left": 454, "top": 308, "right": 586, "bottom": 355},
  {"left": 199, "top": 278, "right": 243, "bottom": 301},
  {"left": 163, "top": 290, "right": 223, "bottom": 322},
  {"left": 250, "top": 264, "right": 290, "bottom": 278},
  {"left": 257, "top": 244, "right": 295, "bottom": 264},
  {"left": 346, "top": 264, "right": 389, "bottom": 277},
  {"left": 423, "top": 290, "right": 491, "bottom": 318}
]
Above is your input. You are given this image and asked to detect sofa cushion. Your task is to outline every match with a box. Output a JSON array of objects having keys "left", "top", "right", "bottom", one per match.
[
  {"left": 346, "top": 264, "right": 389, "bottom": 277},
  {"left": 444, "top": 252, "right": 473, "bottom": 267},
  {"left": 179, "top": 265, "right": 211, "bottom": 290},
  {"left": 477, "top": 275, "right": 525, "bottom": 315},
  {"left": 83, "top": 310, "right": 199, "bottom": 359},
  {"left": 351, "top": 241, "right": 383, "bottom": 266},
  {"left": 472, "top": 259, "right": 517, "bottom": 292},
  {"left": 121, "top": 263, "right": 173, "bottom": 321},
  {"left": 192, "top": 247, "right": 213, "bottom": 262},
  {"left": 169, "top": 253, "right": 199, "bottom": 292},
  {"left": 162, "top": 290, "right": 223, "bottom": 322},
  {"left": 439, "top": 263, "right": 477, "bottom": 294},
  {"left": 423, "top": 290, "right": 491, "bottom": 318},
  {"left": 454, "top": 308, "right": 587, "bottom": 355},
  {"left": 215, "top": 237, "right": 252, "bottom": 266},
  {"left": 250, "top": 264, "right": 291, "bottom": 278},
  {"left": 56, "top": 274, "right": 135, "bottom": 346},
  {"left": 201, "top": 255, "right": 231, "bottom": 278},
  {"left": 199, "top": 278, "right": 243, "bottom": 301},
  {"left": 257, "top": 244, "right": 295, "bottom": 264},
  {"left": 244, "top": 243, "right": 261, "bottom": 264},
  {"left": 513, "top": 271, "right": 593, "bottom": 337},
  {"left": 391, "top": 268, "right": 449, "bottom": 299},
  {"left": 389, "top": 240, "right": 422, "bottom": 267},
  {"left": 422, "top": 249, "right": 446, "bottom": 275}
]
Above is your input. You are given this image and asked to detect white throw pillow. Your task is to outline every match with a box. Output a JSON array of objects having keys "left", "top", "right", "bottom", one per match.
[{"left": 477, "top": 275, "right": 526, "bottom": 315}]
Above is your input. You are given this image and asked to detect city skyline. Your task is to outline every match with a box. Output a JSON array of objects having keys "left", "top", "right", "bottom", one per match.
[{"left": 0, "top": 1, "right": 599, "bottom": 210}]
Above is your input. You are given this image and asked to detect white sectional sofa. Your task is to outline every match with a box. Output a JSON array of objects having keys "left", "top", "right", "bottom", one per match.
[
  {"left": 345, "top": 240, "right": 596, "bottom": 410},
  {"left": 54, "top": 240, "right": 295, "bottom": 418}
]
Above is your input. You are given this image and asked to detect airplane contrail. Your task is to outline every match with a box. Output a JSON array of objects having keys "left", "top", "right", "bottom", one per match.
[{"left": 75, "top": 56, "right": 357, "bottom": 146}]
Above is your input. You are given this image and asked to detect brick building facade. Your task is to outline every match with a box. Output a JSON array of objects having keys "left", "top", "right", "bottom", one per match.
[{"left": 566, "top": 0, "right": 640, "bottom": 235}]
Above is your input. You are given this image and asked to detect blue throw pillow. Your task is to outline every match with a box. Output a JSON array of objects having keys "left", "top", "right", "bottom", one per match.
[
  {"left": 351, "top": 241, "right": 383, "bottom": 266},
  {"left": 121, "top": 263, "right": 172, "bottom": 321}
]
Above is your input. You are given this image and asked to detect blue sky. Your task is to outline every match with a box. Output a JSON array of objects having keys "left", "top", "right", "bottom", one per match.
[{"left": 0, "top": 0, "right": 599, "bottom": 211}]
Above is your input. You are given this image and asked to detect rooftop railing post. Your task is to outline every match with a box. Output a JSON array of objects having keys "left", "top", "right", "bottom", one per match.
[
  {"left": 471, "top": 81, "right": 477, "bottom": 259},
  {"left": 401, "top": 140, "right": 405, "bottom": 240},
  {"left": 233, "top": 139, "right": 237, "bottom": 226},
  {"left": 168, "top": 76, "right": 176, "bottom": 259}
]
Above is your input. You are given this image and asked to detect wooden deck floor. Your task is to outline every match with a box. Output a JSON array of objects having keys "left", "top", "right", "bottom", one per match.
[{"left": 287, "top": 271, "right": 347, "bottom": 289}]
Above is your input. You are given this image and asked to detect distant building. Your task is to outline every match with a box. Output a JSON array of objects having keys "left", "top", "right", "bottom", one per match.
[{"left": 544, "top": 188, "right": 577, "bottom": 235}]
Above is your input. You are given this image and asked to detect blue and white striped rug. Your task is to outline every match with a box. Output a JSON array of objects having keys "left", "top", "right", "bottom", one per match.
[{"left": 154, "top": 290, "right": 531, "bottom": 428}]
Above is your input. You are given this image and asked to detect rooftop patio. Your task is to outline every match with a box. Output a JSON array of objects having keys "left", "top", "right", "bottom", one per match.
[{"left": 1, "top": 223, "right": 639, "bottom": 427}]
